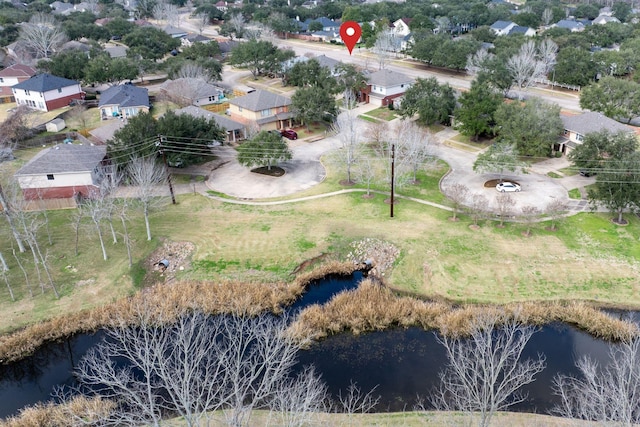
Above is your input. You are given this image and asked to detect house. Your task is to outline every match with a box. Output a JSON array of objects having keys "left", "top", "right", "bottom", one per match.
[
  {"left": 162, "top": 25, "right": 188, "bottom": 38},
  {"left": 363, "top": 69, "right": 414, "bottom": 107},
  {"left": 175, "top": 106, "right": 246, "bottom": 143},
  {"left": 98, "top": 84, "right": 150, "bottom": 120},
  {"left": 104, "top": 44, "right": 128, "bottom": 58},
  {"left": 508, "top": 25, "right": 536, "bottom": 36},
  {"left": 315, "top": 54, "right": 342, "bottom": 76},
  {"left": 227, "top": 89, "right": 293, "bottom": 131},
  {"left": 300, "top": 17, "right": 340, "bottom": 32},
  {"left": 159, "top": 78, "right": 225, "bottom": 107},
  {"left": 554, "top": 19, "right": 585, "bottom": 32},
  {"left": 392, "top": 18, "right": 412, "bottom": 37},
  {"left": 12, "top": 73, "right": 84, "bottom": 112},
  {"left": 14, "top": 144, "right": 107, "bottom": 200},
  {"left": 490, "top": 20, "right": 516, "bottom": 35},
  {"left": 593, "top": 15, "right": 621, "bottom": 25},
  {"left": 182, "top": 33, "right": 212, "bottom": 47},
  {"left": 0, "top": 64, "right": 37, "bottom": 102},
  {"left": 556, "top": 111, "right": 635, "bottom": 154},
  {"left": 215, "top": 1, "right": 227, "bottom": 12},
  {"left": 50, "top": 1, "right": 74, "bottom": 14}
]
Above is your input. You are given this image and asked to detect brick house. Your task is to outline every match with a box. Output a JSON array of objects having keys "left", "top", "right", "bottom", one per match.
[
  {"left": 556, "top": 111, "right": 635, "bottom": 155},
  {"left": 227, "top": 90, "right": 293, "bottom": 131},
  {"left": 12, "top": 73, "right": 84, "bottom": 112},
  {"left": 362, "top": 69, "right": 414, "bottom": 107},
  {"left": 14, "top": 144, "right": 108, "bottom": 200}
]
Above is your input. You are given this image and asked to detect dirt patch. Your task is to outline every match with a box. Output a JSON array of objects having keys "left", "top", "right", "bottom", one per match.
[
  {"left": 251, "top": 166, "right": 285, "bottom": 177},
  {"left": 144, "top": 240, "right": 196, "bottom": 285}
]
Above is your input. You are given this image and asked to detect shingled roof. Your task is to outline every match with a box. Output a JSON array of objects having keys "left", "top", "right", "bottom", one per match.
[
  {"left": 366, "top": 69, "right": 413, "bottom": 87},
  {"left": 561, "top": 112, "right": 633, "bottom": 136},
  {"left": 175, "top": 106, "right": 245, "bottom": 131},
  {"left": 15, "top": 144, "right": 106, "bottom": 176},
  {"left": 12, "top": 73, "right": 79, "bottom": 92},
  {"left": 0, "top": 64, "right": 37, "bottom": 78},
  {"left": 98, "top": 84, "right": 149, "bottom": 108},
  {"left": 228, "top": 90, "right": 291, "bottom": 111}
]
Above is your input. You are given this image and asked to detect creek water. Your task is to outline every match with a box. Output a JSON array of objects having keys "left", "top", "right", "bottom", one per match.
[{"left": 0, "top": 273, "right": 629, "bottom": 418}]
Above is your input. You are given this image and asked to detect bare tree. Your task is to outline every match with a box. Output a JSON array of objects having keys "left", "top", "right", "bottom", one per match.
[
  {"left": 520, "top": 205, "right": 540, "bottom": 236},
  {"left": 364, "top": 121, "right": 389, "bottom": 147},
  {"left": 12, "top": 243, "right": 32, "bottom": 297},
  {"left": 466, "top": 48, "right": 494, "bottom": 77},
  {"left": 227, "top": 14, "right": 246, "bottom": 40},
  {"left": 506, "top": 40, "right": 546, "bottom": 90},
  {"left": 537, "top": 39, "right": 558, "bottom": 77},
  {"left": 19, "top": 13, "right": 66, "bottom": 59},
  {"left": 117, "top": 198, "right": 134, "bottom": 268},
  {"left": 161, "top": 77, "right": 216, "bottom": 107},
  {"left": 82, "top": 194, "right": 109, "bottom": 261},
  {"left": 153, "top": 0, "right": 168, "bottom": 21},
  {"left": 337, "top": 381, "right": 381, "bottom": 426},
  {"left": 332, "top": 108, "right": 360, "bottom": 185},
  {"left": 193, "top": 12, "right": 209, "bottom": 34},
  {"left": 545, "top": 199, "right": 567, "bottom": 231},
  {"left": 542, "top": 8, "right": 554, "bottom": 26},
  {"left": 400, "top": 121, "right": 435, "bottom": 183},
  {"left": 467, "top": 193, "right": 489, "bottom": 227},
  {"left": 127, "top": 156, "right": 168, "bottom": 241},
  {"left": 495, "top": 192, "right": 516, "bottom": 227},
  {"left": 267, "top": 366, "right": 329, "bottom": 427},
  {"left": 0, "top": 251, "right": 13, "bottom": 301},
  {"left": 165, "top": 4, "right": 180, "bottom": 26},
  {"left": 0, "top": 182, "right": 26, "bottom": 253},
  {"left": 75, "top": 303, "right": 321, "bottom": 427},
  {"left": 354, "top": 155, "right": 377, "bottom": 197},
  {"left": 372, "top": 29, "right": 397, "bottom": 70},
  {"left": 447, "top": 184, "right": 469, "bottom": 221},
  {"left": 433, "top": 312, "right": 546, "bottom": 427},
  {"left": 553, "top": 338, "right": 640, "bottom": 426},
  {"left": 0, "top": 105, "right": 33, "bottom": 150}
]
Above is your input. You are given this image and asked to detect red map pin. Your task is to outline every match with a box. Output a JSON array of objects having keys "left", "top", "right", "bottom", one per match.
[{"left": 340, "top": 21, "right": 362, "bottom": 55}]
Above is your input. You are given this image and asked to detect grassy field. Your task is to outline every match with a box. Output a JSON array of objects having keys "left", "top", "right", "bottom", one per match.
[{"left": 1, "top": 146, "right": 640, "bottom": 334}]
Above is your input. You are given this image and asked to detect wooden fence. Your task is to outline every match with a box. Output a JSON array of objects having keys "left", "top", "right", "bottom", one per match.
[{"left": 203, "top": 102, "right": 230, "bottom": 114}]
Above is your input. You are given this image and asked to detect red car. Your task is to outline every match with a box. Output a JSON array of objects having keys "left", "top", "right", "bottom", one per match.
[{"left": 280, "top": 129, "right": 298, "bottom": 140}]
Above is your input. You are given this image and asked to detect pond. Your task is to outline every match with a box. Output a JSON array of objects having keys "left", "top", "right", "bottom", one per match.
[{"left": 0, "top": 273, "right": 629, "bottom": 419}]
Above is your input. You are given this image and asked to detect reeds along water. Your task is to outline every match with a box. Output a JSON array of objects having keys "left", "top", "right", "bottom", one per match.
[
  {"left": 0, "top": 261, "right": 358, "bottom": 364},
  {"left": 287, "top": 279, "right": 639, "bottom": 343},
  {"left": 0, "top": 396, "right": 113, "bottom": 427}
]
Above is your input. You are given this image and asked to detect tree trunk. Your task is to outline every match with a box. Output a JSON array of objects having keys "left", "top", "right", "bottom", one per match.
[
  {"left": 0, "top": 251, "right": 7, "bottom": 271},
  {"left": 12, "top": 246, "right": 32, "bottom": 297},
  {"left": 1, "top": 271, "right": 14, "bottom": 301},
  {"left": 93, "top": 218, "right": 108, "bottom": 261},
  {"left": 144, "top": 205, "right": 152, "bottom": 241},
  {"left": 0, "top": 185, "right": 26, "bottom": 253}
]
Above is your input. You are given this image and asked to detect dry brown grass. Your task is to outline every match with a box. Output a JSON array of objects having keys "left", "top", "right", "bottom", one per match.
[
  {"left": 0, "top": 261, "right": 358, "bottom": 364},
  {"left": 288, "top": 280, "right": 639, "bottom": 342},
  {"left": 0, "top": 396, "right": 113, "bottom": 427}
]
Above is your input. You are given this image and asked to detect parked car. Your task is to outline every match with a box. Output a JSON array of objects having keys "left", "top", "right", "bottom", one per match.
[
  {"left": 496, "top": 182, "right": 521, "bottom": 192},
  {"left": 579, "top": 170, "right": 595, "bottom": 177},
  {"left": 280, "top": 129, "right": 298, "bottom": 140}
]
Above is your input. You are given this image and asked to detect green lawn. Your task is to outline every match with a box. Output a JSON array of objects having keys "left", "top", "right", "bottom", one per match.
[
  {"left": 363, "top": 107, "right": 399, "bottom": 121},
  {"left": 2, "top": 148, "right": 640, "bottom": 333}
]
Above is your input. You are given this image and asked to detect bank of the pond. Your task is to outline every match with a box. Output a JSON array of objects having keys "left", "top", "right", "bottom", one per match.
[{"left": 0, "top": 261, "right": 358, "bottom": 364}]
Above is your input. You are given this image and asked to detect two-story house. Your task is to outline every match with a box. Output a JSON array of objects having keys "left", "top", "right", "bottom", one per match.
[
  {"left": 0, "top": 64, "right": 37, "bottom": 103},
  {"left": 363, "top": 69, "right": 414, "bottom": 107},
  {"left": 556, "top": 111, "right": 634, "bottom": 155},
  {"left": 12, "top": 73, "right": 84, "bottom": 112},
  {"left": 227, "top": 90, "right": 293, "bottom": 131}
]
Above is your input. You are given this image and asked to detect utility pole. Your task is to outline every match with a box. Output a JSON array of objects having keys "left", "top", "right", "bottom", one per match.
[
  {"left": 156, "top": 135, "right": 176, "bottom": 205},
  {"left": 390, "top": 143, "right": 395, "bottom": 218}
]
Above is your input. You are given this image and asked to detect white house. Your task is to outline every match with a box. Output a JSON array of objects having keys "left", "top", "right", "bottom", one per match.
[
  {"left": 593, "top": 15, "right": 621, "bottom": 25},
  {"left": 490, "top": 20, "right": 516, "bottom": 35},
  {"left": 364, "top": 69, "right": 414, "bottom": 107},
  {"left": 14, "top": 144, "right": 107, "bottom": 200},
  {"left": 12, "top": 73, "right": 84, "bottom": 112},
  {"left": 392, "top": 18, "right": 411, "bottom": 37},
  {"left": 0, "top": 64, "right": 36, "bottom": 102}
]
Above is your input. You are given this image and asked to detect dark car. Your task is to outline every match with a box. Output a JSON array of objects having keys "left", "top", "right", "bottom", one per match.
[
  {"left": 280, "top": 129, "right": 298, "bottom": 140},
  {"left": 579, "top": 170, "right": 595, "bottom": 177}
]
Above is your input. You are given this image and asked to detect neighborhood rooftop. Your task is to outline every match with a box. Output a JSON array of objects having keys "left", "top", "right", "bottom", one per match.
[
  {"left": 15, "top": 144, "right": 106, "bottom": 176},
  {"left": 12, "top": 73, "right": 79, "bottom": 92},
  {"left": 175, "top": 106, "right": 245, "bottom": 131},
  {"left": 561, "top": 111, "right": 633, "bottom": 135},
  {"left": 228, "top": 90, "right": 291, "bottom": 111},
  {"left": 99, "top": 84, "right": 149, "bottom": 108},
  {"left": 366, "top": 69, "right": 413, "bottom": 86}
]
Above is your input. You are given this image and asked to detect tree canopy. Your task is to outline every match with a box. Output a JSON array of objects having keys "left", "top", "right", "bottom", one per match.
[
  {"left": 291, "top": 86, "right": 337, "bottom": 128},
  {"left": 122, "top": 26, "right": 180, "bottom": 61},
  {"left": 494, "top": 98, "right": 562, "bottom": 157},
  {"left": 455, "top": 80, "right": 502, "bottom": 141},
  {"left": 399, "top": 77, "right": 456, "bottom": 125},
  {"left": 108, "top": 111, "right": 225, "bottom": 168},
  {"left": 37, "top": 49, "right": 90, "bottom": 81},
  {"left": 229, "top": 40, "right": 295, "bottom": 79},
  {"left": 580, "top": 76, "right": 640, "bottom": 124},
  {"left": 236, "top": 130, "right": 292, "bottom": 171},
  {"left": 473, "top": 141, "right": 527, "bottom": 180}
]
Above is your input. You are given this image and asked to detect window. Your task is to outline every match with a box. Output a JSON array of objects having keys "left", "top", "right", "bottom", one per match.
[
  {"left": 25, "top": 90, "right": 30, "bottom": 96},
  {"left": 261, "top": 109, "right": 271, "bottom": 117},
  {"left": 238, "top": 106, "right": 243, "bottom": 112},
  {"left": 0, "top": 77, "right": 3, "bottom": 83},
  {"left": 576, "top": 134, "right": 583, "bottom": 142},
  {"left": 401, "top": 84, "right": 404, "bottom": 88},
  {"left": 563, "top": 129, "right": 569, "bottom": 136},
  {"left": 47, "top": 174, "right": 54, "bottom": 180},
  {"left": 58, "top": 88, "right": 62, "bottom": 93}
]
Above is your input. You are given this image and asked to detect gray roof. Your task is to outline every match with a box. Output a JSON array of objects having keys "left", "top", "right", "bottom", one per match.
[
  {"left": 185, "top": 33, "right": 211, "bottom": 43},
  {"left": 99, "top": 84, "right": 149, "bottom": 108},
  {"left": 367, "top": 69, "right": 413, "bottom": 87},
  {"left": 562, "top": 112, "right": 634, "bottom": 136},
  {"left": 555, "top": 19, "right": 584, "bottom": 30},
  {"left": 105, "top": 45, "right": 128, "bottom": 58},
  {"left": 509, "top": 25, "right": 532, "bottom": 35},
  {"left": 15, "top": 144, "right": 106, "bottom": 176},
  {"left": 228, "top": 90, "right": 291, "bottom": 111},
  {"left": 490, "top": 20, "right": 514, "bottom": 30},
  {"left": 315, "top": 54, "right": 340, "bottom": 71},
  {"left": 163, "top": 25, "right": 187, "bottom": 36},
  {"left": 12, "top": 73, "right": 79, "bottom": 92},
  {"left": 174, "top": 106, "right": 245, "bottom": 131}
]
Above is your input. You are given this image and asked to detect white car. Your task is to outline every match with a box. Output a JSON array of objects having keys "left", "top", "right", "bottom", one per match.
[{"left": 496, "top": 182, "right": 521, "bottom": 192}]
